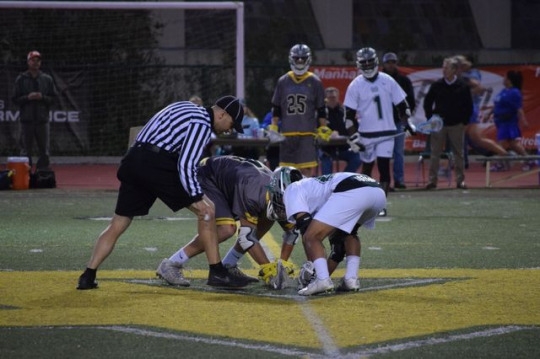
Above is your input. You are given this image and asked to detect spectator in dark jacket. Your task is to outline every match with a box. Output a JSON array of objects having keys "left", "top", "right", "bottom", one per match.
[
  {"left": 13, "top": 50, "right": 57, "bottom": 170},
  {"left": 423, "top": 56, "right": 473, "bottom": 190}
]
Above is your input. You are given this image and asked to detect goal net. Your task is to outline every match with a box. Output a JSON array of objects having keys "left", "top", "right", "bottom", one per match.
[{"left": 0, "top": 1, "right": 244, "bottom": 157}]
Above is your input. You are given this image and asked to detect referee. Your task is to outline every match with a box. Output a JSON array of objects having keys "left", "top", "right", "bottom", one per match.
[{"left": 77, "top": 95, "right": 249, "bottom": 290}]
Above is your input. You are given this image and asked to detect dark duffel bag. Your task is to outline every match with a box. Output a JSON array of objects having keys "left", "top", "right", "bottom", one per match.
[{"left": 30, "top": 170, "right": 57, "bottom": 189}]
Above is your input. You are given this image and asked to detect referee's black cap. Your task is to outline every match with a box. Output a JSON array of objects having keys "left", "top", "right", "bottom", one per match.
[{"left": 215, "top": 95, "right": 244, "bottom": 133}]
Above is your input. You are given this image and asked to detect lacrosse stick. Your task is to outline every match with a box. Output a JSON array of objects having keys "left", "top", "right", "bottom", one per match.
[
  {"left": 358, "top": 132, "right": 408, "bottom": 159},
  {"left": 348, "top": 131, "right": 407, "bottom": 152},
  {"left": 414, "top": 114, "right": 444, "bottom": 134}
]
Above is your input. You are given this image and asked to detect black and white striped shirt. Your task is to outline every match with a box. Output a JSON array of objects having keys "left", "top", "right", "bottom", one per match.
[{"left": 136, "top": 101, "right": 213, "bottom": 200}]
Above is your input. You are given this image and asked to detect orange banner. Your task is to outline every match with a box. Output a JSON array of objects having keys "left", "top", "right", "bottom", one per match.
[{"left": 312, "top": 65, "right": 540, "bottom": 152}]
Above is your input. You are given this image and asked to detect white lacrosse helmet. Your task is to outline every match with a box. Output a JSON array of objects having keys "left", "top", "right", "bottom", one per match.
[
  {"left": 266, "top": 166, "right": 303, "bottom": 221},
  {"left": 289, "top": 44, "right": 312, "bottom": 76},
  {"left": 356, "top": 47, "right": 379, "bottom": 79}
]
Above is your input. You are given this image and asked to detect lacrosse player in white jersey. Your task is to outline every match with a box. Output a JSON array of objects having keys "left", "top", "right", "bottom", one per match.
[
  {"left": 344, "top": 47, "right": 416, "bottom": 217},
  {"left": 267, "top": 167, "right": 386, "bottom": 296}
]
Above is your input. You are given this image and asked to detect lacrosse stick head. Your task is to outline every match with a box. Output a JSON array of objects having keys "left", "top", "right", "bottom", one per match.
[
  {"left": 427, "top": 115, "right": 443, "bottom": 132},
  {"left": 416, "top": 115, "right": 444, "bottom": 134}
]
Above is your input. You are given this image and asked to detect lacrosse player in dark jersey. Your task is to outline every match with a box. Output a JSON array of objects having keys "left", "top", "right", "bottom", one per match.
[
  {"left": 156, "top": 155, "right": 298, "bottom": 289},
  {"left": 269, "top": 44, "right": 331, "bottom": 177}
]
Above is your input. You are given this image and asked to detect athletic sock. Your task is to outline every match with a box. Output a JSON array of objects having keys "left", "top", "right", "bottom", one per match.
[
  {"left": 345, "top": 255, "right": 360, "bottom": 279},
  {"left": 313, "top": 257, "right": 330, "bottom": 280},
  {"left": 222, "top": 248, "right": 243, "bottom": 267},
  {"left": 169, "top": 248, "right": 189, "bottom": 265}
]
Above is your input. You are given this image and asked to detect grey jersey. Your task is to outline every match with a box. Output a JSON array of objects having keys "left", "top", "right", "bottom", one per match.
[
  {"left": 197, "top": 156, "right": 272, "bottom": 225},
  {"left": 271, "top": 71, "right": 325, "bottom": 134}
]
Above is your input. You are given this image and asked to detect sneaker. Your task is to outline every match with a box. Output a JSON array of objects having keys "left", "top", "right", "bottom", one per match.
[
  {"left": 225, "top": 264, "right": 259, "bottom": 283},
  {"left": 394, "top": 182, "right": 407, "bottom": 189},
  {"left": 298, "top": 261, "right": 316, "bottom": 289},
  {"left": 457, "top": 181, "right": 468, "bottom": 189},
  {"left": 77, "top": 273, "right": 98, "bottom": 290},
  {"left": 268, "top": 259, "right": 288, "bottom": 289},
  {"left": 156, "top": 258, "right": 190, "bottom": 287},
  {"left": 378, "top": 208, "right": 387, "bottom": 217},
  {"left": 207, "top": 270, "right": 250, "bottom": 288},
  {"left": 425, "top": 182, "right": 437, "bottom": 190},
  {"left": 336, "top": 277, "right": 360, "bottom": 292},
  {"left": 298, "top": 277, "right": 334, "bottom": 296}
]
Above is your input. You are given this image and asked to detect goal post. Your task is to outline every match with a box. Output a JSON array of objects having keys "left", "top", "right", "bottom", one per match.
[
  {"left": 0, "top": 1, "right": 245, "bottom": 156},
  {"left": 0, "top": 1, "right": 245, "bottom": 99}
]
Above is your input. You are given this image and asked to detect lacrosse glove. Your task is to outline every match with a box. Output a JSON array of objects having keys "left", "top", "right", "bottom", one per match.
[
  {"left": 316, "top": 126, "right": 333, "bottom": 142},
  {"left": 347, "top": 133, "right": 365, "bottom": 153},
  {"left": 404, "top": 118, "right": 417, "bottom": 136}
]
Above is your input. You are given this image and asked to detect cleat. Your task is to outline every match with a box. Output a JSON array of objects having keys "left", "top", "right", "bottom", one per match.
[
  {"left": 456, "top": 181, "right": 468, "bottom": 189},
  {"left": 207, "top": 270, "right": 250, "bottom": 288},
  {"left": 269, "top": 259, "right": 288, "bottom": 289},
  {"left": 378, "top": 208, "right": 387, "bottom": 217},
  {"left": 225, "top": 264, "right": 259, "bottom": 283},
  {"left": 425, "top": 182, "right": 437, "bottom": 190},
  {"left": 336, "top": 277, "right": 360, "bottom": 292},
  {"left": 77, "top": 274, "right": 98, "bottom": 290},
  {"left": 298, "top": 277, "right": 334, "bottom": 296},
  {"left": 156, "top": 258, "right": 190, "bottom": 287},
  {"left": 297, "top": 261, "right": 316, "bottom": 289}
]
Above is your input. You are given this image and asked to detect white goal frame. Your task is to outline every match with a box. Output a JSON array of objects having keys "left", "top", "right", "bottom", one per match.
[{"left": 0, "top": 1, "right": 245, "bottom": 99}]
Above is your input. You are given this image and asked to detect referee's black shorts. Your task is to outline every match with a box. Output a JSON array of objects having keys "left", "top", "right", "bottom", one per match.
[{"left": 115, "top": 146, "right": 194, "bottom": 217}]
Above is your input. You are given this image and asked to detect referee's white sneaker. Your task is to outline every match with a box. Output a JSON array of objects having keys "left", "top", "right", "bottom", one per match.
[
  {"left": 336, "top": 277, "right": 360, "bottom": 292},
  {"left": 298, "top": 277, "right": 334, "bottom": 296},
  {"left": 156, "top": 258, "right": 190, "bottom": 287}
]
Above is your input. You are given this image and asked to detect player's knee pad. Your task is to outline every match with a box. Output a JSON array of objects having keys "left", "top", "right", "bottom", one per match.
[
  {"left": 351, "top": 223, "right": 360, "bottom": 236},
  {"left": 237, "top": 226, "right": 259, "bottom": 251},
  {"left": 296, "top": 213, "right": 313, "bottom": 235},
  {"left": 329, "top": 230, "right": 347, "bottom": 263}
]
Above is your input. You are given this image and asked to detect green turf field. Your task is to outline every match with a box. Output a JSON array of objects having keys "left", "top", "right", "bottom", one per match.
[{"left": 1, "top": 188, "right": 539, "bottom": 358}]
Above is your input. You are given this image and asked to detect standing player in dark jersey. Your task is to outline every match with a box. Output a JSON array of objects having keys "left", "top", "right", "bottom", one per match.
[
  {"left": 77, "top": 96, "right": 249, "bottom": 290},
  {"left": 269, "top": 44, "right": 330, "bottom": 177},
  {"left": 157, "top": 155, "right": 298, "bottom": 289}
]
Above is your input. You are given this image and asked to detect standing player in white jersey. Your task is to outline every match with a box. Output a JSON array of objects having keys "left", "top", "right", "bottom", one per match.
[
  {"left": 267, "top": 167, "right": 386, "bottom": 296},
  {"left": 269, "top": 44, "right": 330, "bottom": 177},
  {"left": 344, "top": 47, "right": 415, "bottom": 216}
]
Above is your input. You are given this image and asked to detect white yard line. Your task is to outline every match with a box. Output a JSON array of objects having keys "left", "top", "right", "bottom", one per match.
[
  {"left": 34, "top": 324, "right": 534, "bottom": 358},
  {"left": 354, "top": 325, "right": 530, "bottom": 357}
]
